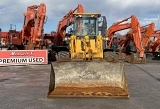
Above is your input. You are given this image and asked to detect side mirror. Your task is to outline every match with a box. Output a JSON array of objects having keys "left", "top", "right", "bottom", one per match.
[
  {"left": 98, "top": 16, "right": 107, "bottom": 36},
  {"left": 69, "top": 28, "right": 73, "bottom": 34}
]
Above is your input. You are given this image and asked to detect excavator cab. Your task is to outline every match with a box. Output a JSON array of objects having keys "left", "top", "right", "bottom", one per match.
[{"left": 47, "top": 13, "right": 129, "bottom": 98}]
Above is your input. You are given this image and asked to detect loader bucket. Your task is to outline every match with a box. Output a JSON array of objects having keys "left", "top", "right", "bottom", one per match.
[{"left": 47, "top": 60, "right": 129, "bottom": 98}]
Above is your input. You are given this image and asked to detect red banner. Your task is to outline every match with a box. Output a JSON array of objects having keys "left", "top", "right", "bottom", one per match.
[{"left": 0, "top": 50, "right": 48, "bottom": 66}]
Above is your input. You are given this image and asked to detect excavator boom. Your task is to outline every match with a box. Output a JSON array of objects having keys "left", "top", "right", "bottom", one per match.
[
  {"left": 141, "top": 23, "right": 155, "bottom": 48},
  {"left": 22, "top": 3, "right": 46, "bottom": 49},
  {"left": 6, "top": 3, "right": 46, "bottom": 50},
  {"left": 54, "top": 4, "right": 84, "bottom": 46},
  {"left": 107, "top": 16, "right": 132, "bottom": 49}
]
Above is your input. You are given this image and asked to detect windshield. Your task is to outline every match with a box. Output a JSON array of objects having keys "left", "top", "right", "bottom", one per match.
[{"left": 74, "top": 17, "right": 97, "bottom": 36}]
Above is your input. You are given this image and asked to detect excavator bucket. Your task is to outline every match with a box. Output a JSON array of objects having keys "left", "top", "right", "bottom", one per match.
[
  {"left": 125, "top": 53, "right": 146, "bottom": 64},
  {"left": 47, "top": 60, "right": 129, "bottom": 98},
  {"left": 117, "top": 52, "right": 126, "bottom": 60}
]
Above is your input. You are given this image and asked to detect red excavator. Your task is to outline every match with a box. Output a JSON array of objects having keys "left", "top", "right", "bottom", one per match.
[
  {"left": 148, "top": 30, "right": 160, "bottom": 60},
  {"left": 8, "top": 3, "right": 47, "bottom": 50},
  {"left": 118, "top": 22, "right": 155, "bottom": 61},
  {"left": 140, "top": 23, "right": 155, "bottom": 50},
  {"left": 7, "top": 3, "right": 57, "bottom": 62},
  {"left": 106, "top": 15, "right": 145, "bottom": 63},
  {"left": 53, "top": 4, "right": 84, "bottom": 47},
  {"left": 149, "top": 30, "right": 160, "bottom": 52}
]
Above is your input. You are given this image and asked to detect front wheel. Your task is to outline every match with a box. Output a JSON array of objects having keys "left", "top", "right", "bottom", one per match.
[
  {"left": 57, "top": 51, "right": 70, "bottom": 61},
  {"left": 7, "top": 45, "right": 18, "bottom": 50},
  {"left": 48, "top": 50, "right": 57, "bottom": 63}
]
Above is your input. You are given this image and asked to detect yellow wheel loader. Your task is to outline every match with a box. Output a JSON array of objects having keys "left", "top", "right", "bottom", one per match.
[{"left": 47, "top": 5, "right": 129, "bottom": 98}]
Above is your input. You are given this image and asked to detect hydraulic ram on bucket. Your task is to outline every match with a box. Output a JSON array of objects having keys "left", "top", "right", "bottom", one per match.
[{"left": 47, "top": 60, "right": 129, "bottom": 98}]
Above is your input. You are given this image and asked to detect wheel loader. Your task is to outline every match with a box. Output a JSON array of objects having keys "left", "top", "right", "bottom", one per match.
[{"left": 47, "top": 4, "right": 129, "bottom": 98}]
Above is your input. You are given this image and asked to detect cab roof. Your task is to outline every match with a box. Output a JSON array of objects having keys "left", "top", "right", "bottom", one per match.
[{"left": 73, "top": 13, "right": 101, "bottom": 17}]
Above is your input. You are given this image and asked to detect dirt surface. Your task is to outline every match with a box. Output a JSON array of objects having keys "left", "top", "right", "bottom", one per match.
[{"left": 0, "top": 59, "right": 160, "bottom": 109}]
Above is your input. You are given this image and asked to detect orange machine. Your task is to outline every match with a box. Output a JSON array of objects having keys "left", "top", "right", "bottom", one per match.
[
  {"left": 119, "top": 23, "right": 155, "bottom": 54},
  {"left": 54, "top": 4, "right": 84, "bottom": 47},
  {"left": 145, "top": 30, "right": 160, "bottom": 60},
  {"left": 140, "top": 23, "right": 155, "bottom": 49},
  {"left": 8, "top": 3, "right": 47, "bottom": 50},
  {"left": 106, "top": 15, "right": 145, "bottom": 63},
  {"left": 149, "top": 30, "right": 160, "bottom": 52},
  {"left": 22, "top": 3, "right": 47, "bottom": 49}
]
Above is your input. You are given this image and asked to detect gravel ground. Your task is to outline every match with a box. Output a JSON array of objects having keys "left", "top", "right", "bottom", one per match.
[{"left": 0, "top": 58, "right": 160, "bottom": 109}]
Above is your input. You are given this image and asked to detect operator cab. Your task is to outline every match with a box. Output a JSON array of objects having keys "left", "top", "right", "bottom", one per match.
[{"left": 73, "top": 13, "right": 101, "bottom": 38}]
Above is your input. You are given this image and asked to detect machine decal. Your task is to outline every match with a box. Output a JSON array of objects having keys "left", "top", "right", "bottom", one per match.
[{"left": 0, "top": 50, "right": 47, "bottom": 66}]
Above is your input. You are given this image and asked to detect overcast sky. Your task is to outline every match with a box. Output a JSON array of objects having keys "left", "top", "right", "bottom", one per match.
[{"left": 0, "top": 0, "right": 160, "bottom": 34}]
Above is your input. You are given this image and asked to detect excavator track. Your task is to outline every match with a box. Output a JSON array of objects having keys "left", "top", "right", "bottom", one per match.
[{"left": 125, "top": 53, "right": 146, "bottom": 64}]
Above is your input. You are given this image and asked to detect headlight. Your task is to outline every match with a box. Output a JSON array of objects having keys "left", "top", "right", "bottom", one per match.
[
  {"left": 63, "top": 37, "right": 68, "bottom": 41},
  {"left": 105, "top": 37, "right": 109, "bottom": 41}
]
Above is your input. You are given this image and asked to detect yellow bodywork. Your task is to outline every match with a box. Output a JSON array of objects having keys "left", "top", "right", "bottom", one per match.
[
  {"left": 69, "top": 35, "right": 104, "bottom": 59},
  {"left": 47, "top": 34, "right": 129, "bottom": 98},
  {"left": 47, "top": 13, "right": 129, "bottom": 98}
]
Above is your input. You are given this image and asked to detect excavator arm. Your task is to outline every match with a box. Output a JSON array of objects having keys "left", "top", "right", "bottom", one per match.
[
  {"left": 130, "top": 17, "right": 144, "bottom": 58},
  {"left": 149, "top": 30, "right": 160, "bottom": 52},
  {"left": 54, "top": 4, "right": 84, "bottom": 46},
  {"left": 22, "top": 3, "right": 46, "bottom": 49},
  {"left": 141, "top": 23, "right": 155, "bottom": 48},
  {"left": 119, "top": 22, "right": 155, "bottom": 53}
]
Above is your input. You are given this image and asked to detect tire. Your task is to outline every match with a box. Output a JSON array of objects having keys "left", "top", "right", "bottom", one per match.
[
  {"left": 57, "top": 51, "right": 70, "bottom": 61},
  {"left": 7, "top": 45, "right": 18, "bottom": 50},
  {"left": 152, "top": 53, "right": 160, "bottom": 60},
  {"left": 126, "top": 45, "right": 131, "bottom": 55},
  {"left": 48, "top": 51, "right": 57, "bottom": 63}
]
